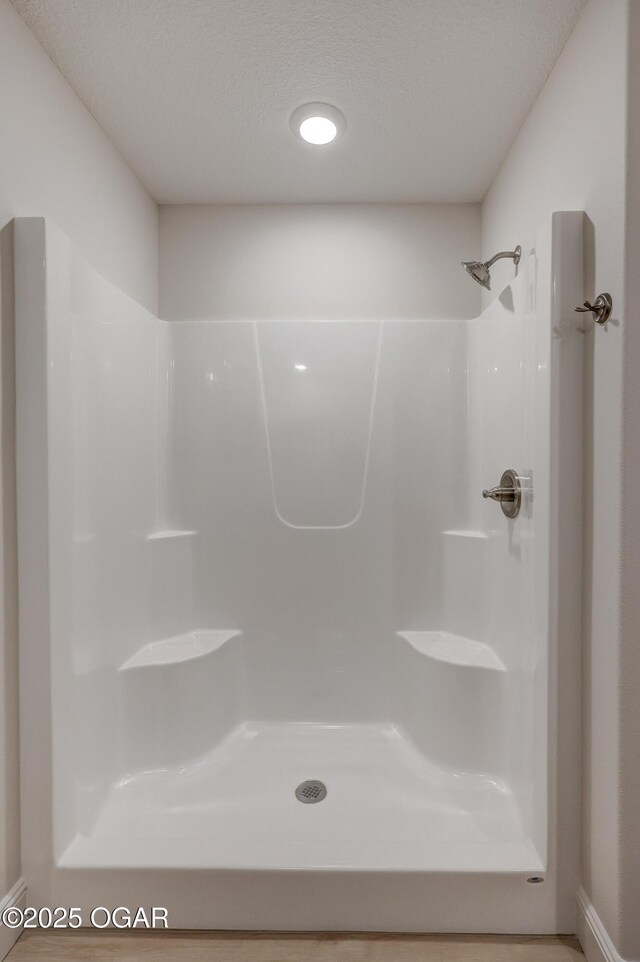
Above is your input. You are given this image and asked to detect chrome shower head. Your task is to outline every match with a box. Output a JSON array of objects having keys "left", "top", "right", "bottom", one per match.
[
  {"left": 462, "top": 260, "right": 492, "bottom": 290},
  {"left": 461, "top": 246, "right": 521, "bottom": 291}
]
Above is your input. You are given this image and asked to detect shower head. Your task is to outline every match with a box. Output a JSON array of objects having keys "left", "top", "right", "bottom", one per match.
[
  {"left": 461, "top": 246, "right": 522, "bottom": 291},
  {"left": 462, "top": 260, "right": 492, "bottom": 289}
]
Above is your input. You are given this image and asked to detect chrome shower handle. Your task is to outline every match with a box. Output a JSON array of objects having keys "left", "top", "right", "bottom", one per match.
[
  {"left": 482, "top": 485, "right": 516, "bottom": 503},
  {"left": 574, "top": 293, "right": 612, "bottom": 325},
  {"left": 482, "top": 469, "right": 522, "bottom": 519}
]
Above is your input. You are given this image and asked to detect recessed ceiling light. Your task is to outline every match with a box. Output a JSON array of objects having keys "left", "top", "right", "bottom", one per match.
[
  {"left": 290, "top": 103, "right": 346, "bottom": 146},
  {"left": 300, "top": 116, "right": 336, "bottom": 145}
]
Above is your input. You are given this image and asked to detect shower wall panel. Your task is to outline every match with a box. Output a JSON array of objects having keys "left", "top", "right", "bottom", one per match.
[
  {"left": 165, "top": 320, "right": 468, "bottom": 726},
  {"left": 16, "top": 219, "right": 168, "bottom": 867}
]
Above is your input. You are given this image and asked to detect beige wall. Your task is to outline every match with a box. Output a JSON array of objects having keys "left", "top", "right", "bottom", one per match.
[
  {"left": 0, "top": 0, "right": 157, "bottom": 905},
  {"left": 159, "top": 203, "right": 480, "bottom": 321},
  {"left": 0, "top": 0, "right": 158, "bottom": 311},
  {"left": 482, "top": 1, "right": 637, "bottom": 957}
]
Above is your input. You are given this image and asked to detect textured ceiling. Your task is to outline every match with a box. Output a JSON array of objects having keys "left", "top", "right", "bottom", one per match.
[{"left": 12, "top": 0, "right": 586, "bottom": 204}]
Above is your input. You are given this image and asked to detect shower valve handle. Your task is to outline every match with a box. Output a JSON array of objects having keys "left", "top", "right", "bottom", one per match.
[
  {"left": 482, "top": 469, "right": 522, "bottom": 519},
  {"left": 482, "top": 485, "right": 515, "bottom": 503}
]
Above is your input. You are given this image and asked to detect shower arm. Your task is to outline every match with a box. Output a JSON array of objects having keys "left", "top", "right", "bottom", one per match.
[{"left": 485, "top": 248, "right": 521, "bottom": 269}]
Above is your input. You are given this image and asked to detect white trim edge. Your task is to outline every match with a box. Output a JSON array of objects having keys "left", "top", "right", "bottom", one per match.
[
  {"left": 0, "top": 878, "right": 26, "bottom": 960},
  {"left": 577, "top": 887, "right": 636, "bottom": 962}
]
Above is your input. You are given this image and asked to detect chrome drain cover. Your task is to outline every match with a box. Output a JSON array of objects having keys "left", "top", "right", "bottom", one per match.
[{"left": 295, "top": 780, "right": 327, "bottom": 804}]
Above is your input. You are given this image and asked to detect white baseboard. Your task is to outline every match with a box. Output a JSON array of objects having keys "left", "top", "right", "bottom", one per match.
[
  {"left": 577, "top": 887, "right": 636, "bottom": 962},
  {"left": 0, "top": 878, "right": 26, "bottom": 961}
]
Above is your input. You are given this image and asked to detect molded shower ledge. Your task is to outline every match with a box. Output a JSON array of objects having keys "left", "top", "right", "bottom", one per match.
[
  {"left": 396, "top": 631, "right": 505, "bottom": 671},
  {"left": 146, "top": 529, "right": 196, "bottom": 541},
  {"left": 442, "top": 529, "right": 489, "bottom": 540},
  {"left": 119, "top": 629, "right": 240, "bottom": 670}
]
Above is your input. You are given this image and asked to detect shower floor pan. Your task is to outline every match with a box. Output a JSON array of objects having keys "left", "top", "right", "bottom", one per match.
[{"left": 60, "top": 721, "right": 542, "bottom": 872}]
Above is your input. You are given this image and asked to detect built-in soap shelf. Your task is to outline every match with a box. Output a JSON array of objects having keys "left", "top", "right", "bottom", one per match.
[
  {"left": 442, "top": 529, "right": 488, "bottom": 540},
  {"left": 146, "top": 529, "right": 196, "bottom": 541},
  {"left": 119, "top": 629, "right": 241, "bottom": 671},
  {"left": 396, "top": 631, "right": 505, "bottom": 671}
]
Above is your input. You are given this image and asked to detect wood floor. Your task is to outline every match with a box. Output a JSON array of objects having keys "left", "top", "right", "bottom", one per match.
[{"left": 7, "top": 931, "right": 584, "bottom": 962}]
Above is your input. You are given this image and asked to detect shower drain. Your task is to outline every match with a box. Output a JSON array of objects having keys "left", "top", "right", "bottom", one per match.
[{"left": 295, "top": 780, "right": 327, "bottom": 804}]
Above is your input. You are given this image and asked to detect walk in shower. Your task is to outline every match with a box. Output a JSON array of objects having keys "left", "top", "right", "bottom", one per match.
[{"left": 16, "top": 211, "right": 582, "bottom": 932}]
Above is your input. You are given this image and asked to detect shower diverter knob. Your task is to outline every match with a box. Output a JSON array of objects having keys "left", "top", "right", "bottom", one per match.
[{"left": 482, "top": 469, "right": 522, "bottom": 519}]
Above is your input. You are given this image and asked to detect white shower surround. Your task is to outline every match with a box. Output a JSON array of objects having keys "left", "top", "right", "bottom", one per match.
[{"left": 15, "top": 212, "right": 582, "bottom": 931}]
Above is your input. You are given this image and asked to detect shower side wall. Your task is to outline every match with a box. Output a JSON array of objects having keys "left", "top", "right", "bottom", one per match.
[
  {"left": 465, "top": 264, "right": 541, "bottom": 849},
  {"left": 15, "top": 219, "right": 168, "bottom": 895},
  {"left": 466, "top": 213, "right": 583, "bottom": 907}
]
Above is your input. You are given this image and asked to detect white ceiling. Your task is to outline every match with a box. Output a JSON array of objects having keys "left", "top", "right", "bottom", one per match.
[{"left": 12, "top": 0, "right": 586, "bottom": 204}]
